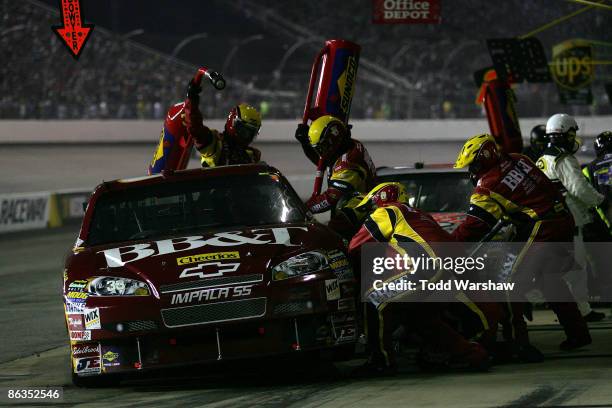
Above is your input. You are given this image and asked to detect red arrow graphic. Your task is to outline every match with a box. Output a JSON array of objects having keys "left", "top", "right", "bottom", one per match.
[{"left": 51, "top": 0, "right": 94, "bottom": 60}]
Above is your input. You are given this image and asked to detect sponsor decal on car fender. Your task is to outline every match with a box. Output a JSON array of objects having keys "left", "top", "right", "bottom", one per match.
[
  {"left": 330, "top": 258, "right": 349, "bottom": 270},
  {"left": 68, "top": 280, "right": 88, "bottom": 290},
  {"left": 74, "top": 356, "right": 101, "bottom": 375},
  {"left": 84, "top": 308, "right": 101, "bottom": 330},
  {"left": 72, "top": 343, "right": 100, "bottom": 356},
  {"left": 67, "top": 314, "right": 84, "bottom": 331},
  {"left": 70, "top": 330, "right": 91, "bottom": 341},
  {"left": 99, "top": 227, "right": 308, "bottom": 268},
  {"left": 325, "top": 279, "right": 341, "bottom": 301},
  {"left": 102, "top": 349, "right": 121, "bottom": 367},
  {"left": 66, "top": 291, "right": 87, "bottom": 300},
  {"left": 66, "top": 302, "right": 86, "bottom": 313}
]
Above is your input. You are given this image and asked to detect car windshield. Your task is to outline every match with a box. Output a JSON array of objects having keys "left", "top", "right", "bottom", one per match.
[
  {"left": 378, "top": 172, "right": 471, "bottom": 213},
  {"left": 86, "top": 173, "right": 306, "bottom": 246}
]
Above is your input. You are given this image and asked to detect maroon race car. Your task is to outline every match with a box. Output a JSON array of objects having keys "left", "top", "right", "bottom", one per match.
[
  {"left": 376, "top": 164, "right": 472, "bottom": 233},
  {"left": 64, "top": 164, "right": 357, "bottom": 386}
]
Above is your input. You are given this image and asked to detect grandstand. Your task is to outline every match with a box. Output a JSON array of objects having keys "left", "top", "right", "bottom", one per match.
[{"left": 1, "top": 0, "right": 611, "bottom": 120}]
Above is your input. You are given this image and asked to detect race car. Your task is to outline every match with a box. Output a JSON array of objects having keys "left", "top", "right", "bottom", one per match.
[
  {"left": 64, "top": 163, "right": 356, "bottom": 386},
  {"left": 376, "top": 163, "right": 471, "bottom": 232}
]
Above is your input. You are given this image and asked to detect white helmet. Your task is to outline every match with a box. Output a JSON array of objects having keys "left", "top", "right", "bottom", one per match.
[{"left": 546, "top": 113, "right": 578, "bottom": 135}]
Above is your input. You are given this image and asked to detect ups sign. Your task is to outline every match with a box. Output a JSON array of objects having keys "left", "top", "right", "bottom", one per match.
[{"left": 551, "top": 40, "right": 594, "bottom": 91}]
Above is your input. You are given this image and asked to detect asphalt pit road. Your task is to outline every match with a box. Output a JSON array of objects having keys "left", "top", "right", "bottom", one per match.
[{"left": 119, "top": 354, "right": 353, "bottom": 390}]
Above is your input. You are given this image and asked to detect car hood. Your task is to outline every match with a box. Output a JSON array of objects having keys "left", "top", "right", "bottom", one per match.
[{"left": 67, "top": 222, "right": 340, "bottom": 289}]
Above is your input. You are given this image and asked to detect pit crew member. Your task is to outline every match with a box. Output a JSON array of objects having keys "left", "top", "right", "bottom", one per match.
[
  {"left": 582, "top": 130, "right": 612, "bottom": 238},
  {"left": 581, "top": 131, "right": 612, "bottom": 298},
  {"left": 452, "top": 133, "right": 591, "bottom": 352},
  {"left": 184, "top": 80, "right": 261, "bottom": 167},
  {"left": 522, "top": 124, "right": 547, "bottom": 163},
  {"left": 295, "top": 116, "right": 376, "bottom": 214},
  {"left": 536, "top": 114, "right": 605, "bottom": 322},
  {"left": 348, "top": 182, "right": 493, "bottom": 374}
]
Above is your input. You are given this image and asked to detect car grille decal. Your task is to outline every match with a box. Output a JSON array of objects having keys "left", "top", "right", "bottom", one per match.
[
  {"left": 161, "top": 297, "right": 267, "bottom": 328},
  {"left": 160, "top": 274, "right": 264, "bottom": 294}
]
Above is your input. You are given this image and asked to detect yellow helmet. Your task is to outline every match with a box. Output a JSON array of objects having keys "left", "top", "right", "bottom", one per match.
[
  {"left": 454, "top": 133, "right": 499, "bottom": 169},
  {"left": 225, "top": 103, "right": 261, "bottom": 146},
  {"left": 355, "top": 182, "right": 410, "bottom": 210},
  {"left": 308, "top": 115, "right": 347, "bottom": 159}
]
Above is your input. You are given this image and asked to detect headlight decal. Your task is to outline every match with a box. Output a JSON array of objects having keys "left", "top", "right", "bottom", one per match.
[
  {"left": 87, "top": 276, "right": 151, "bottom": 296},
  {"left": 272, "top": 251, "right": 329, "bottom": 281}
]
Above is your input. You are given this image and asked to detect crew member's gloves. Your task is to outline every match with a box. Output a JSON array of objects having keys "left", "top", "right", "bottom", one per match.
[
  {"left": 186, "top": 79, "right": 202, "bottom": 104},
  {"left": 295, "top": 123, "right": 310, "bottom": 145}
]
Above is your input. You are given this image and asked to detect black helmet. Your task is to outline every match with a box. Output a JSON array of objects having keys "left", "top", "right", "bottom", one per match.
[
  {"left": 594, "top": 131, "right": 612, "bottom": 158},
  {"left": 530, "top": 124, "right": 547, "bottom": 150}
]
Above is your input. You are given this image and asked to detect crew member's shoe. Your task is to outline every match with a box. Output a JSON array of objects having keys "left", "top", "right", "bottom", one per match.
[
  {"left": 352, "top": 358, "right": 398, "bottom": 378},
  {"left": 450, "top": 342, "right": 491, "bottom": 371},
  {"left": 560, "top": 335, "right": 592, "bottom": 351},
  {"left": 584, "top": 311, "right": 606, "bottom": 322},
  {"left": 517, "top": 343, "right": 544, "bottom": 363}
]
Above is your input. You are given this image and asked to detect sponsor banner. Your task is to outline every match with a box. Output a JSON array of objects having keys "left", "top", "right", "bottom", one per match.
[
  {"left": 0, "top": 192, "right": 50, "bottom": 233},
  {"left": 84, "top": 308, "right": 101, "bottom": 330},
  {"left": 552, "top": 39, "right": 594, "bottom": 105},
  {"left": 372, "top": 0, "right": 440, "bottom": 24},
  {"left": 552, "top": 39, "right": 594, "bottom": 91}
]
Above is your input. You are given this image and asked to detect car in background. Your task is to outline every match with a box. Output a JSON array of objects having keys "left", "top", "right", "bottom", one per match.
[
  {"left": 64, "top": 164, "right": 356, "bottom": 386},
  {"left": 376, "top": 164, "right": 471, "bottom": 233}
]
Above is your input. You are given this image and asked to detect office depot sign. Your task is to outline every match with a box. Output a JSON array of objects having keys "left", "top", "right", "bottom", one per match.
[{"left": 372, "top": 0, "right": 440, "bottom": 24}]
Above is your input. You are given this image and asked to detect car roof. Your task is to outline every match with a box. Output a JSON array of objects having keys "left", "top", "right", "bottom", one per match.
[
  {"left": 97, "top": 163, "right": 281, "bottom": 192},
  {"left": 377, "top": 164, "right": 467, "bottom": 176}
]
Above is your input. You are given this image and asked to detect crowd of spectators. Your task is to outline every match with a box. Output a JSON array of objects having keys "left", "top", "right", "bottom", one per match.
[{"left": 1, "top": 0, "right": 610, "bottom": 120}]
